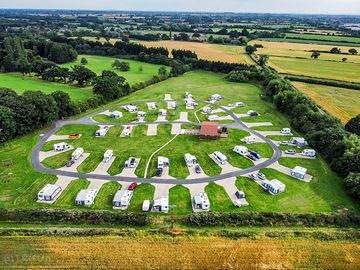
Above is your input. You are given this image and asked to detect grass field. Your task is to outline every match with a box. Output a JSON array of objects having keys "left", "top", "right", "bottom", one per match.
[
  {"left": 292, "top": 82, "right": 360, "bottom": 123},
  {"left": 285, "top": 32, "right": 360, "bottom": 44},
  {"left": 0, "top": 71, "right": 358, "bottom": 214},
  {"left": 60, "top": 55, "right": 168, "bottom": 85},
  {"left": 268, "top": 56, "right": 360, "bottom": 83},
  {"left": 260, "top": 37, "right": 360, "bottom": 47},
  {"left": 1, "top": 236, "right": 358, "bottom": 270},
  {"left": 136, "top": 40, "right": 254, "bottom": 64},
  {"left": 0, "top": 73, "right": 93, "bottom": 102}
]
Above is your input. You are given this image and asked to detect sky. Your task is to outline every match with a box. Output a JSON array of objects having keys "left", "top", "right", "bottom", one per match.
[{"left": 0, "top": 0, "right": 359, "bottom": 15}]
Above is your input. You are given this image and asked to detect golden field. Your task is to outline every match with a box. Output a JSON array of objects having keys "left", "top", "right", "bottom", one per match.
[
  {"left": 293, "top": 82, "right": 360, "bottom": 123},
  {"left": 1, "top": 236, "right": 359, "bottom": 270}
]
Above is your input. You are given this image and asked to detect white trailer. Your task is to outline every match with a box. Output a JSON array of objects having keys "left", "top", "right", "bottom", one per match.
[
  {"left": 184, "top": 153, "right": 197, "bottom": 167},
  {"left": 152, "top": 196, "right": 169, "bottom": 213},
  {"left": 193, "top": 192, "right": 210, "bottom": 210},
  {"left": 75, "top": 189, "right": 98, "bottom": 207},
  {"left": 233, "top": 145, "right": 248, "bottom": 155},
  {"left": 158, "top": 109, "right": 167, "bottom": 116},
  {"left": 207, "top": 115, "right": 220, "bottom": 121},
  {"left": 142, "top": 200, "right": 151, "bottom": 212},
  {"left": 214, "top": 151, "right": 227, "bottom": 165},
  {"left": 281, "top": 128, "right": 292, "bottom": 134},
  {"left": 242, "top": 136, "right": 257, "bottom": 144},
  {"left": 137, "top": 111, "right": 147, "bottom": 118},
  {"left": 168, "top": 101, "right": 177, "bottom": 109},
  {"left": 95, "top": 126, "right": 109, "bottom": 137},
  {"left": 202, "top": 107, "right": 212, "bottom": 114},
  {"left": 72, "top": 147, "right": 84, "bottom": 160},
  {"left": 158, "top": 156, "right": 170, "bottom": 169},
  {"left": 53, "top": 142, "right": 70, "bottom": 151},
  {"left": 103, "top": 150, "right": 113, "bottom": 163},
  {"left": 124, "top": 105, "right": 138, "bottom": 112},
  {"left": 262, "top": 179, "right": 285, "bottom": 195},
  {"left": 302, "top": 149, "right": 316, "bottom": 157},
  {"left": 211, "top": 94, "right": 223, "bottom": 100},
  {"left": 113, "top": 190, "right": 133, "bottom": 208},
  {"left": 38, "top": 184, "right": 62, "bottom": 201}
]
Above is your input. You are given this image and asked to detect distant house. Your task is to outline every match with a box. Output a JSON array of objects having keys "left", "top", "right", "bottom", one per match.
[
  {"left": 75, "top": 189, "right": 98, "bottom": 207},
  {"left": 193, "top": 192, "right": 210, "bottom": 210},
  {"left": 38, "top": 184, "right": 61, "bottom": 201},
  {"left": 262, "top": 179, "right": 285, "bottom": 195},
  {"left": 152, "top": 196, "right": 169, "bottom": 213},
  {"left": 291, "top": 166, "right": 307, "bottom": 180},
  {"left": 289, "top": 137, "right": 308, "bottom": 147},
  {"left": 113, "top": 190, "right": 133, "bottom": 208},
  {"left": 199, "top": 122, "right": 220, "bottom": 140},
  {"left": 110, "top": 111, "right": 122, "bottom": 119}
]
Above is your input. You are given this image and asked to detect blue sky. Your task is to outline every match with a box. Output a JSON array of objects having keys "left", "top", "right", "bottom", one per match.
[{"left": 0, "top": 0, "right": 359, "bottom": 15}]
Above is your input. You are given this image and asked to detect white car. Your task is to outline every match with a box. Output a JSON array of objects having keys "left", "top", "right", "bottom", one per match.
[{"left": 234, "top": 200, "right": 243, "bottom": 207}]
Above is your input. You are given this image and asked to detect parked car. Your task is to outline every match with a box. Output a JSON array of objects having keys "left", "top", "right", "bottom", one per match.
[
  {"left": 234, "top": 200, "right": 243, "bottom": 207},
  {"left": 248, "top": 173, "right": 258, "bottom": 180},
  {"left": 246, "top": 154, "right": 257, "bottom": 161},
  {"left": 257, "top": 172, "right": 266, "bottom": 180},
  {"left": 280, "top": 141, "right": 288, "bottom": 146},
  {"left": 128, "top": 183, "right": 138, "bottom": 191},
  {"left": 66, "top": 159, "right": 75, "bottom": 167},
  {"left": 285, "top": 149, "right": 296, "bottom": 155},
  {"left": 235, "top": 190, "right": 246, "bottom": 199},
  {"left": 194, "top": 164, "right": 202, "bottom": 174},
  {"left": 156, "top": 168, "right": 163, "bottom": 177},
  {"left": 250, "top": 151, "right": 261, "bottom": 159},
  {"left": 68, "top": 133, "right": 81, "bottom": 139}
]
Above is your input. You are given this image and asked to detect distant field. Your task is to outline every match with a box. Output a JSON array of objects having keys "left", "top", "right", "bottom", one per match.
[
  {"left": 268, "top": 56, "right": 360, "bottom": 83},
  {"left": 285, "top": 32, "right": 360, "bottom": 44},
  {"left": 259, "top": 37, "right": 360, "bottom": 47},
  {"left": 136, "top": 40, "right": 254, "bottom": 64},
  {"left": 2, "top": 236, "right": 358, "bottom": 270},
  {"left": 250, "top": 40, "right": 360, "bottom": 64},
  {"left": 0, "top": 73, "right": 92, "bottom": 102},
  {"left": 61, "top": 55, "right": 168, "bottom": 85},
  {"left": 292, "top": 82, "right": 360, "bottom": 123}
]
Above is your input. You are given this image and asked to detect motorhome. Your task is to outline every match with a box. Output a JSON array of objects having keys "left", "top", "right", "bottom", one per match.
[
  {"left": 233, "top": 145, "right": 248, "bottom": 155},
  {"left": 302, "top": 149, "right": 316, "bottom": 158},
  {"left": 202, "top": 107, "right": 212, "bottom": 114},
  {"left": 184, "top": 153, "right": 197, "bottom": 167},
  {"left": 71, "top": 148, "right": 84, "bottom": 160},
  {"left": 193, "top": 192, "right": 210, "bottom": 210},
  {"left": 281, "top": 128, "right": 292, "bottom": 134},
  {"left": 213, "top": 151, "right": 227, "bottom": 165},
  {"left": 38, "top": 184, "right": 61, "bottom": 201},
  {"left": 158, "top": 156, "right": 170, "bottom": 169},
  {"left": 242, "top": 136, "right": 257, "bottom": 144},
  {"left": 95, "top": 126, "right": 109, "bottom": 137},
  {"left": 110, "top": 111, "right": 122, "bottom": 119},
  {"left": 53, "top": 142, "right": 70, "bottom": 151},
  {"left": 113, "top": 190, "right": 133, "bottom": 208},
  {"left": 124, "top": 105, "right": 138, "bottom": 112},
  {"left": 103, "top": 150, "right": 113, "bottom": 163},
  {"left": 152, "top": 196, "right": 169, "bottom": 213}
]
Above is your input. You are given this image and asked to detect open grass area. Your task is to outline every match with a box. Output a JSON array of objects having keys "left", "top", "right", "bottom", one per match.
[
  {"left": 285, "top": 33, "right": 360, "bottom": 44},
  {"left": 136, "top": 40, "right": 254, "bottom": 64},
  {"left": 53, "top": 179, "right": 90, "bottom": 209},
  {"left": 292, "top": 82, "right": 360, "bottom": 123},
  {"left": 127, "top": 183, "right": 154, "bottom": 212},
  {"left": 268, "top": 56, "right": 360, "bottom": 83},
  {"left": 169, "top": 185, "right": 192, "bottom": 215},
  {"left": 0, "top": 73, "right": 93, "bottom": 102},
  {"left": 205, "top": 182, "right": 234, "bottom": 212},
  {"left": 60, "top": 55, "right": 168, "bottom": 85},
  {"left": 93, "top": 181, "right": 121, "bottom": 210},
  {"left": 2, "top": 236, "right": 359, "bottom": 270}
]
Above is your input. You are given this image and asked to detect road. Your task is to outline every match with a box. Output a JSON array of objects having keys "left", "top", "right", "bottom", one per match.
[{"left": 31, "top": 99, "right": 282, "bottom": 185}]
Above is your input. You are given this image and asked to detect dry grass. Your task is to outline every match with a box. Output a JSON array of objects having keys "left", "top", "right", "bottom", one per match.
[
  {"left": 293, "top": 82, "right": 360, "bottom": 123},
  {"left": 136, "top": 40, "right": 254, "bottom": 64},
  {"left": 2, "top": 236, "right": 359, "bottom": 269}
]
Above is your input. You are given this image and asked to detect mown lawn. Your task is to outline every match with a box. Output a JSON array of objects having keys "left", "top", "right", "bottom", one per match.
[
  {"left": 0, "top": 73, "right": 93, "bottom": 102},
  {"left": 53, "top": 179, "right": 90, "bottom": 209},
  {"left": 205, "top": 182, "right": 234, "bottom": 212},
  {"left": 127, "top": 183, "right": 155, "bottom": 212},
  {"left": 61, "top": 55, "right": 169, "bottom": 85},
  {"left": 169, "top": 185, "right": 192, "bottom": 215},
  {"left": 93, "top": 181, "right": 121, "bottom": 210}
]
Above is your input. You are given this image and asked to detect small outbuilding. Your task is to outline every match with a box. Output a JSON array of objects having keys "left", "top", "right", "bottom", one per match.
[
  {"left": 291, "top": 166, "right": 307, "bottom": 180},
  {"left": 38, "top": 184, "right": 61, "bottom": 201}
]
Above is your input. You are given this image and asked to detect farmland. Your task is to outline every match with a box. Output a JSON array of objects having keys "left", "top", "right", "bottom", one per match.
[
  {"left": 60, "top": 55, "right": 168, "bottom": 85},
  {"left": 1, "top": 236, "right": 358, "bottom": 270},
  {"left": 292, "top": 82, "right": 360, "bottom": 123},
  {"left": 136, "top": 40, "right": 254, "bottom": 64},
  {"left": 0, "top": 73, "right": 92, "bottom": 102}
]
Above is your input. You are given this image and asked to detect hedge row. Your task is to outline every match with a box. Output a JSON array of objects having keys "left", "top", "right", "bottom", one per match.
[
  {"left": 184, "top": 212, "right": 360, "bottom": 227},
  {"left": 0, "top": 208, "right": 150, "bottom": 226},
  {"left": 286, "top": 75, "right": 360, "bottom": 91}
]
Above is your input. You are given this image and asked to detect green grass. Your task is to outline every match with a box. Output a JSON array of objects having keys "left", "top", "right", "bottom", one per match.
[
  {"left": 61, "top": 55, "right": 169, "bottom": 85},
  {"left": 169, "top": 185, "right": 192, "bottom": 215},
  {"left": 53, "top": 179, "right": 90, "bottom": 209},
  {"left": 77, "top": 152, "right": 103, "bottom": 173},
  {"left": 285, "top": 33, "right": 360, "bottom": 44},
  {"left": 0, "top": 73, "right": 93, "bottom": 102},
  {"left": 260, "top": 37, "right": 360, "bottom": 47},
  {"left": 269, "top": 56, "right": 360, "bottom": 83},
  {"left": 127, "top": 183, "right": 155, "bottom": 212},
  {"left": 93, "top": 181, "right": 121, "bottom": 210},
  {"left": 205, "top": 182, "right": 234, "bottom": 212}
]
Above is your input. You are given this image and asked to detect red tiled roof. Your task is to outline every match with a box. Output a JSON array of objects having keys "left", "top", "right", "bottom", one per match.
[{"left": 200, "top": 122, "right": 219, "bottom": 136}]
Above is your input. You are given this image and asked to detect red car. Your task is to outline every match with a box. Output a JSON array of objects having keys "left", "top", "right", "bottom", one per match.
[{"left": 128, "top": 182, "right": 138, "bottom": 191}]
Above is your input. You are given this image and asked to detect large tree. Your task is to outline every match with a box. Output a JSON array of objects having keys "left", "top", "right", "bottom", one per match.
[
  {"left": 0, "top": 106, "right": 16, "bottom": 143},
  {"left": 93, "top": 71, "right": 130, "bottom": 101},
  {"left": 51, "top": 91, "right": 75, "bottom": 119},
  {"left": 69, "top": 65, "right": 96, "bottom": 87},
  {"left": 245, "top": 45, "right": 257, "bottom": 55},
  {"left": 345, "top": 114, "right": 360, "bottom": 136},
  {"left": 344, "top": 173, "right": 360, "bottom": 200},
  {"left": 311, "top": 51, "right": 320, "bottom": 59}
]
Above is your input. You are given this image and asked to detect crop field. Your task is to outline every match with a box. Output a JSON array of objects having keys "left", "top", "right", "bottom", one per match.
[
  {"left": 1, "top": 236, "right": 358, "bottom": 270},
  {"left": 136, "top": 40, "right": 254, "bottom": 64},
  {"left": 0, "top": 71, "right": 358, "bottom": 214},
  {"left": 60, "top": 55, "right": 168, "bottom": 85},
  {"left": 292, "top": 82, "right": 360, "bottom": 123},
  {"left": 268, "top": 56, "right": 360, "bottom": 83},
  {"left": 285, "top": 32, "right": 360, "bottom": 44},
  {"left": 0, "top": 73, "right": 93, "bottom": 102}
]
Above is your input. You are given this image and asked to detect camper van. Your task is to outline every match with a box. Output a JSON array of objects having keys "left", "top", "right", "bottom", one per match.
[
  {"left": 242, "top": 136, "right": 257, "bottom": 144},
  {"left": 193, "top": 192, "right": 210, "bottom": 210},
  {"left": 124, "top": 105, "right": 138, "bottom": 112},
  {"left": 110, "top": 111, "right": 122, "bottom": 119},
  {"left": 184, "top": 153, "right": 197, "bottom": 167},
  {"left": 124, "top": 157, "right": 137, "bottom": 168},
  {"left": 53, "top": 142, "right": 70, "bottom": 151},
  {"left": 158, "top": 156, "right": 170, "bottom": 169},
  {"left": 71, "top": 148, "right": 84, "bottom": 160},
  {"left": 103, "top": 150, "right": 113, "bottom": 163},
  {"left": 213, "top": 151, "right": 227, "bottom": 165},
  {"left": 207, "top": 115, "right": 220, "bottom": 121},
  {"left": 202, "top": 107, "right": 212, "bottom": 114},
  {"left": 233, "top": 145, "right": 248, "bottom": 155},
  {"left": 211, "top": 94, "right": 223, "bottom": 101}
]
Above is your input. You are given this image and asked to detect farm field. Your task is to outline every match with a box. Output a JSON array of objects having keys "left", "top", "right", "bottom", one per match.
[
  {"left": 60, "top": 55, "right": 168, "bottom": 85},
  {"left": 1, "top": 236, "right": 358, "bottom": 270},
  {"left": 285, "top": 32, "right": 360, "bottom": 44},
  {"left": 268, "top": 56, "right": 360, "bottom": 83},
  {"left": 0, "top": 71, "right": 358, "bottom": 214},
  {"left": 292, "top": 82, "right": 360, "bottom": 123},
  {"left": 0, "top": 73, "right": 93, "bottom": 102},
  {"left": 258, "top": 37, "right": 360, "bottom": 47},
  {"left": 250, "top": 40, "right": 360, "bottom": 63},
  {"left": 136, "top": 40, "right": 254, "bottom": 64}
]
